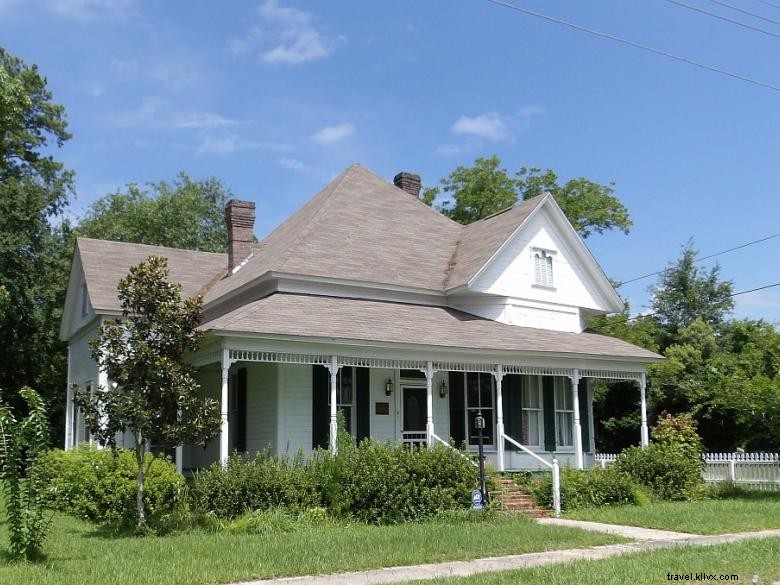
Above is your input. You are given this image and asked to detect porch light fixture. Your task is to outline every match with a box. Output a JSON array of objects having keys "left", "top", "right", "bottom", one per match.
[
  {"left": 439, "top": 380, "right": 448, "bottom": 398},
  {"left": 385, "top": 378, "right": 394, "bottom": 396}
]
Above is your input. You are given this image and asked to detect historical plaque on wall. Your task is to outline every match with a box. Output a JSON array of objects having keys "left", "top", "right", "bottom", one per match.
[{"left": 375, "top": 402, "right": 390, "bottom": 415}]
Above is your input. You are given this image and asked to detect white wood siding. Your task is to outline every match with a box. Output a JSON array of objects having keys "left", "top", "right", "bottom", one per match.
[
  {"left": 432, "top": 371, "right": 450, "bottom": 441},
  {"left": 464, "top": 207, "right": 610, "bottom": 332},
  {"left": 277, "top": 363, "right": 312, "bottom": 457},
  {"left": 67, "top": 322, "right": 100, "bottom": 448},
  {"left": 246, "top": 362, "right": 278, "bottom": 454},
  {"left": 369, "top": 368, "right": 397, "bottom": 443}
]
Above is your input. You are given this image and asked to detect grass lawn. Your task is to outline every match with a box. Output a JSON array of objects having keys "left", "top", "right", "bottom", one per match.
[
  {"left": 0, "top": 510, "right": 625, "bottom": 585},
  {"left": 565, "top": 491, "right": 780, "bottom": 535},
  {"left": 416, "top": 537, "right": 780, "bottom": 585}
]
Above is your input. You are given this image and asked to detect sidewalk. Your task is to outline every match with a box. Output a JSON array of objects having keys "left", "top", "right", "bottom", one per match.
[{"left": 229, "top": 522, "right": 780, "bottom": 585}]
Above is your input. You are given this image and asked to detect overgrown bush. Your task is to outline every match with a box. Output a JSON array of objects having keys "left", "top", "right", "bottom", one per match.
[
  {"left": 194, "top": 450, "right": 319, "bottom": 519},
  {"left": 42, "top": 446, "right": 186, "bottom": 527},
  {"left": 0, "top": 387, "right": 53, "bottom": 561},
  {"left": 651, "top": 411, "right": 703, "bottom": 458},
  {"left": 195, "top": 441, "right": 477, "bottom": 524},
  {"left": 527, "top": 467, "right": 642, "bottom": 511},
  {"left": 615, "top": 443, "right": 704, "bottom": 501}
]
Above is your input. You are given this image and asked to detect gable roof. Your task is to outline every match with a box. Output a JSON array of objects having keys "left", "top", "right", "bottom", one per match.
[
  {"left": 77, "top": 238, "right": 227, "bottom": 312},
  {"left": 445, "top": 196, "right": 546, "bottom": 290},
  {"left": 203, "top": 164, "right": 462, "bottom": 304},
  {"left": 203, "top": 293, "right": 661, "bottom": 361}
]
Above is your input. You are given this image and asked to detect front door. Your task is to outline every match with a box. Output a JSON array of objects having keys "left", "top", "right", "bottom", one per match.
[{"left": 402, "top": 387, "right": 427, "bottom": 447}]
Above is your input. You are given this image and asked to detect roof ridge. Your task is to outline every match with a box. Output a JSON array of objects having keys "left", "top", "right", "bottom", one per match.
[
  {"left": 76, "top": 236, "right": 227, "bottom": 257},
  {"left": 273, "top": 164, "right": 361, "bottom": 273}
]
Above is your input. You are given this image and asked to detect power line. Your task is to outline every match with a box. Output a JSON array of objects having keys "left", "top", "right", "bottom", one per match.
[
  {"left": 662, "top": 0, "right": 780, "bottom": 39},
  {"left": 484, "top": 0, "right": 780, "bottom": 93},
  {"left": 708, "top": 0, "right": 780, "bottom": 26},
  {"left": 616, "top": 231, "right": 780, "bottom": 287},
  {"left": 756, "top": 0, "right": 780, "bottom": 12},
  {"left": 595, "top": 281, "right": 780, "bottom": 329}
]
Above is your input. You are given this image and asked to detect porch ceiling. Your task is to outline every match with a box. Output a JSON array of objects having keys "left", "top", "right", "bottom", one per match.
[{"left": 202, "top": 293, "right": 661, "bottom": 361}]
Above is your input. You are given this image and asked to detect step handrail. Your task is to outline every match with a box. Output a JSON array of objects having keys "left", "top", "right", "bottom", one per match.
[
  {"left": 430, "top": 433, "right": 479, "bottom": 467},
  {"left": 501, "top": 432, "right": 561, "bottom": 518}
]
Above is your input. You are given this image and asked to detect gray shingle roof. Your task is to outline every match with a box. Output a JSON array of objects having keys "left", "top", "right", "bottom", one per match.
[
  {"left": 77, "top": 238, "right": 227, "bottom": 312},
  {"left": 203, "top": 293, "right": 661, "bottom": 360}
]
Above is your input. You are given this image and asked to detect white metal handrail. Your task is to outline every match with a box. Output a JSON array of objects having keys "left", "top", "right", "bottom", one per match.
[
  {"left": 431, "top": 433, "right": 479, "bottom": 467},
  {"left": 502, "top": 432, "right": 560, "bottom": 517}
]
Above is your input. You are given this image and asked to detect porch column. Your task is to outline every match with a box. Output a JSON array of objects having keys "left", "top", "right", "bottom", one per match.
[
  {"left": 494, "top": 365, "right": 505, "bottom": 471},
  {"left": 570, "top": 369, "right": 583, "bottom": 470},
  {"left": 64, "top": 347, "right": 73, "bottom": 450},
  {"left": 175, "top": 445, "right": 184, "bottom": 475},
  {"left": 95, "top": 366, "right": 109, "bottom": 450},
  {"left": 219, "top": 348, "right": 230, "bottom": 468},
  {"left": 639, "top": 372, "right": 649, "bottom": 448},
  {"left": 326, "top": 355, "right": 341, "bottom": 455},
  {"left": 424, "top": 361, "right": 435, "bottom": 448}
]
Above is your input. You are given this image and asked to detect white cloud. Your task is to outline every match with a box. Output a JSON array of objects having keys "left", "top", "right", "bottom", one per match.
[
  {"left": 277, "top": 157, "right": 313, "bottom": 173},
  {"left": 310, "top": 123, "right": 354, "bottom": 145},
  {"left": 176, "top": 113, "right": 242, "bottom": 129},
  {"left": 452, "top": 112, "right": 511, "bottom": 141},
  {"left": 195, "top": 136, "right": 291, "bottom": 156},
  {"left": 109, "top": 58, "right": 201, "bottom": 93},
  {"left": 436, "top": 143, "right": 466, "bottom": 157},
  {"left": 230, "top": 0, "right": 340, "bottom": 65}
]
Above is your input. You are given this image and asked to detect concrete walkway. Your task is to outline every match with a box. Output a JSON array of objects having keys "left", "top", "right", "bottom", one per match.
[
  {"left": 536, "top": 517, "right": 696, "bottom": 540},
  {"left": 230, "top": 525, "right": 780, "bottom": 585}
]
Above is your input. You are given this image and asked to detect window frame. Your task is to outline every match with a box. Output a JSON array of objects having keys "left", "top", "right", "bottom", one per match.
[
  {"left": 521, "top": 376, "right": 544, "bottom": 449},
  {"left": 553, "top": 377, "right": 574, "bottom": 450},
  {"left": 532, "top": 247, "right": 556, "bottom": 289},
  {"left": 328, "top": 366, "right": 356, "bottom": 436},
  {"left": 463, "top": 373, "right": 495, "bottom": 448}
]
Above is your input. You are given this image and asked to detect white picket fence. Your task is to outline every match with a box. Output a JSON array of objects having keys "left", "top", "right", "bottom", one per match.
[{"left": 594, "top": 452, "right": 780, "bottom": 491}]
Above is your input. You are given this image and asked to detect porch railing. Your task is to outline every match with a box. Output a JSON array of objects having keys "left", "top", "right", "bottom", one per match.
[
  {"left": 502, "top": 432, "right": 560, "bottom": 517},
  {"left": 430, "top": 433, "right": 479, "bottom": 467},
  {"left": 401, "top": 431, "right": 427, "bottom": 448}
]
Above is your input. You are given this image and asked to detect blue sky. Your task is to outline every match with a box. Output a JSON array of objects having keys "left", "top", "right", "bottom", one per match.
[{"left": 2, "top": 0, "right": 779, "bottom": 322}]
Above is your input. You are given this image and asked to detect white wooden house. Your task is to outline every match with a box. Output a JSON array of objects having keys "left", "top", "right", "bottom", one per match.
[{"left": 60, "top": 164, "right": 661, "bottom": 472}]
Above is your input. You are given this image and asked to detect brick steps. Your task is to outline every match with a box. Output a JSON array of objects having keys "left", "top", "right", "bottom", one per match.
[{"left": 491, "top": 477, "right": 550, "bottom": 518}]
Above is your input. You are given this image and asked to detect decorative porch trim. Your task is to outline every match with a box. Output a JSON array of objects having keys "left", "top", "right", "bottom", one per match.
[
  {"left": 502, "top": 365, "right": 574, "bottom": 376},
  {"left": 229, "top": 350, "right": 330, "bottom": 365},
  {"left": 579, "top": 368, "right": 643, "bottom": 382}
]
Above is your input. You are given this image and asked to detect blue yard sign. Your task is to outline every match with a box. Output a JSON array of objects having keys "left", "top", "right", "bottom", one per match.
[{"left": 471, "top": 488, "right": 483, "bottom": 510}]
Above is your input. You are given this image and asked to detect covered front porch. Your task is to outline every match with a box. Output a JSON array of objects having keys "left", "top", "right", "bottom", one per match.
[{"left": 182, "top": 338, "right": 651, "bottom": 473}]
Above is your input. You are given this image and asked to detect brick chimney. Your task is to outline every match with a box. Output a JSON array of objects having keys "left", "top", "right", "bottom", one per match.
[
  {"left": 393, "top": 172, "right": 422, "bottom": 198},
  {"left": 225, "top": 199, "right": 256, "bottom": 273}
]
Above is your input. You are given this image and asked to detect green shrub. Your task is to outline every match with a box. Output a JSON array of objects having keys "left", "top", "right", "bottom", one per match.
[
  {"left": 615, "top": 443, "right": 704, "bottom": 501},
  {"left": 528, "top": 467, "right": 641, "bottom": 511},
  {"left": 42, "top": 446, "right": 186, "bottom": 527},
  {"left": 651, "top": 411, "right": 703, "bottom": 459},
  {"left": 194, "top": 441, "right": 477, "bottom": 524},
  {"left": 194, "top": 450, "right": 318, "bottom": 519}
]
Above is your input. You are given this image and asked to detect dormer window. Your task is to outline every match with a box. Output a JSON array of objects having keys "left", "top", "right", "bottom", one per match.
[
  {"left": 80, "top": 282, "right": 89, "bottom": 317},
  {"left": 533, "top": 248, "right": 555, "bottom": 288}
]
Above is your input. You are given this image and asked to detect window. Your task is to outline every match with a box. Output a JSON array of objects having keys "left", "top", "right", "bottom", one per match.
[
  {"left": 80, "top": 282, "right": 89, "bottom": 317},
  {"left": 554, "top": 378, "right": 573, "bottom": 448},
  {"left": 328, "top": 367, "right": 354, "bottom": 434},
  {"left": 521, "top": 377, "right": 543, "bottom": 447},
  {"left": 533, "top": 248, "right": 554, "bottom": 288},
  {"left": 464, "top": 373, "right": 494, "bottom": 446}
]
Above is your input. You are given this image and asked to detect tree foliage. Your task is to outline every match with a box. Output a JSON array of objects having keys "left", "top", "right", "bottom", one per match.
[
  {"left": 0, "top": 387, "right": 53, "bottom": 560},
  {"left": 0, "top": 46, "right": 73, "bottom": 436},
  {"left": 423, "top": 155, "right": 632, "bottom": 237},
  {"left": 76, "top": 173, "right": 232, "bottom": 252},
  {"left": 75, "top": 256, "right": 221, "bottom": 531}
]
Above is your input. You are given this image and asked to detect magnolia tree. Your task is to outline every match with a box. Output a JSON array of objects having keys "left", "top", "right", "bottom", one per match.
[{"left": 76, "top": 255, "right": 221, "bottom": 531}]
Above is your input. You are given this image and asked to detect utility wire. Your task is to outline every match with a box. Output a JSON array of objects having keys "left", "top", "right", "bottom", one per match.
[
  {"left": 662, "top": 0, "right": 780, "bottom": 39},
  {"left": 756, "top": 0, "right": 780, "bottom": 12},
  {"left": 616, "top": 231, "right": 780, "bottom": 287},
  {"left": 484, "top": 0, "right": 780, "bottom": 93},
  {"left": 708, "top": 0, "right": 780, "bottom": 26},
  {"left": 594, "top": 282, "right": 780, "bottom": 329}
]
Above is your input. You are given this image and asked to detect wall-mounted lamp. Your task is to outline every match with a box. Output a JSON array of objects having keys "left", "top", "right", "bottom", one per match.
[
  {"left": 439, "top": 380, "right": 448, "bottom": 398},
  {"left": 385, "top": 378, "right": 394, "bottom": 396}
]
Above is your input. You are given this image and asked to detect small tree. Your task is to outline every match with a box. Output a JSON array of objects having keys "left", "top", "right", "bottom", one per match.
[
  {"left": 75, "top": 256, "right": 221, "bottom": 531},
  {"left": 0, "top": 387, "right": 53, "bottom": 561}
]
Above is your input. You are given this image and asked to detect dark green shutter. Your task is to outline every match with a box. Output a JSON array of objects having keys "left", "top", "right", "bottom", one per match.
[
  {"left": 312, "top": 365, "right": 329, "bottom": 450},
  {"left": 578, "top": 378, "right": 590, "bottom": 452},
  {"left": 448, "top": 371, "right": 465, "bottom": 447},
  {"left": 355, "top": 367, "right": 370, "bottom": 443},
  {"left": 503, "top": 374, "right": 523, "bottom": 451},
  {"left": 236, "top": 367, "right": 247, "bottom": 452},
  {"left": 542, "top": 376, "right": 556, "bottom": 452}
]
